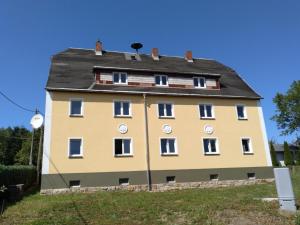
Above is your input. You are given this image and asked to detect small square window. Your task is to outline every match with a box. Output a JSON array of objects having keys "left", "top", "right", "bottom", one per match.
[
  {"left": 70, "top": 100, "right": 82, "bottom": 116},
  {"left": 237, "top": 105, "right": 247, "bottom": 119},
  {"left": 113, "top": 72, "right": 127, "bottom": 84},
  {"left": 114, "top": 139, "right": 132, "bottom": 156},
  {"left": 210, "top": 174, "right": 219, "bottom": 181},
  {"left": 199, "top": 104, "right": 214, "bottom": 119},
  {"left": 69, "top": 139, "right": 82, "bottom": 157},
  {"left": 158, "top": 103, "right": 173, "bottom": 117},
  {"left": 119, "top": 178, "right": 129, "bottom": 185},
  {"left": 166, "top": 176, "right": 176, "bottom": 183},
  {"left": 69, "top": 180, "right": 80, "bottom": 188},
  {"left": 193, "top": 77, "right": 206, "bottom": 88},
  {"left": 247, "top": 173, "right": 256, "bottom": 180},
  {"left": 155, "top": 75, "right": 168, "bottom": 86}
]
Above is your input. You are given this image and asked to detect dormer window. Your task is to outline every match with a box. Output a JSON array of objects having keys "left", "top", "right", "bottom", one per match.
[
  {"left": 193, "top": 77, "right": 206, "bottom": 88},
  {"left": 131, "top": 55, "right": 137, "bottom": 61},
  {"left": 113, "top": 72, "right": 127, "bottom": 84},
  {"left": 155, "top": 75, "right": 168, "bottom": 86}
]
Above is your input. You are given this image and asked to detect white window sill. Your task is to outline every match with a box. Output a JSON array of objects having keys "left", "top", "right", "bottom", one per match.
[
  {"left": 69, "top": 155, "right": 83, "bottom": 158},
  {"left": 114, "top": 154, "right": 133, "bottom": 157},
  {"left": 114, "top": 115, "right": 132, "bottom": 118},
  {"left": 155, "top": 85, "right": 169, "bottom": 87},
  {"left": 159, "top": 116, "right": 175, "bottom": 119},
  {"left": 238, "top": 118, "right": 248, "bottom": 120},
  {"left": 194, "top": 86, "right": 206, "bottom": 89},
  {"left": 161, "top": 153, "right": 178, "bottom": 156},
  {"left": 69, "top": 114, "right": 83, "bottom": 117},
  {"left": 200, "top": 117, "right": 215, "bottom": 120},
  {"left": 113, "top": 83, "right": 128, "bottom": 85},
  {"left": 204, "top": 153, "right": 220, "bottom": 156},
  {"left": 243, "top": 152, "right": 254, "bottom": 155}
]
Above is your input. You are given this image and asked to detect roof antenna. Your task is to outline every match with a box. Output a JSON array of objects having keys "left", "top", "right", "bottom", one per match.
[{"left": 131, "top": 42, "right": 143, "bottom": 54}]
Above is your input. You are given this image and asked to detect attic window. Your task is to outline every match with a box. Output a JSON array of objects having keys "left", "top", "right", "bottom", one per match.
[
  {"left": 124, "top": 53, "right": 141, "bottom": 61},
  {"left": 131, "top": 55, "right": 137, "bottom": 61}
]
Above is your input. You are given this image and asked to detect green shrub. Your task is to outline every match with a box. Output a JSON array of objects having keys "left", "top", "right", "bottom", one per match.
[
  {"left": 295, "top": 147, "right": 300, "bottom": 166},
  {"left": 283, "top": 141, "right": 293, "bottom": 166},
  {"left": 269, "top": 141, "right": 279, "bottom": 166},
  {"left": 295, "top": 214, "right": 300, "bottom": 225},
  {"left": 0, "top": 164, "right": 36, "bottom": 189}
]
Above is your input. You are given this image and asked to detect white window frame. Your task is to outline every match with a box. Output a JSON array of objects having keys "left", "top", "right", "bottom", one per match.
[
  {"left": 113, "top": 100, "right": 132, "bottom": 117},
  {"left": 113, "top": 138, "right": 133, "bottom": 156},
  {"left": 160, "top": 137, "right": 178, "bottom": 155},
  {"left": 199, "top": 103, "right": 215, "bottom": 119},
  {"left": 68, "top": 137, "right": 83, "bottom": 158},
  {"left": 157, "top": 102, "right": 174, "bottom": 118},
  {"left": 113, "top": 72, "right": 128, "bottom": 85},
  {"left": 236, "top": 104, "right": 247, "bottom": 120},
  {"left": 202, "top": 138, "right": 219, "bottom": 155},
  {"left": 241, "top": 137, "right": 253, "bottom": 154},
  {"left": 154, "top": 75, "right": 169, "bottom": 87},
  {"left": 69, "top": 98, "right": 83, "bottom": 117},
  {"left": 193, "top": 77, "right": 206, "bottom": 88}
]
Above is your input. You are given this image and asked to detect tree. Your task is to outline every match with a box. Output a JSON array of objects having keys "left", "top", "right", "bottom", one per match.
[
  {"left": 283, "top": 141, "right": 293, "bottom": 166},
  {"left": 272, "top": 80, "right": 300, "bottom": 136},
  {"left": 295, "top": 146, "right": 300, "bottom": 166},
  {"left": 269, "top": 141, "right": 279, "bottom": 167}
]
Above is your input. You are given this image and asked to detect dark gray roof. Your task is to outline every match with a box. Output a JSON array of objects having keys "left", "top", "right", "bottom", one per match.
[
  {"left": 274, "top": 144, "right": 299, "bottom": 152},
  {"left": 46, "top": 48, "right": 261, "bottom": 99}
]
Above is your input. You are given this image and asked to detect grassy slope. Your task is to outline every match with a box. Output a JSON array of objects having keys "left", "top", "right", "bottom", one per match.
[{"left": 1, "top": 169, "right": 299, "bottom": 225}]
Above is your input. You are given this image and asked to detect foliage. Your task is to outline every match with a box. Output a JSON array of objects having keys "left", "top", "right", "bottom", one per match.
[
  {"left": 0, "top": 165, "right": 36, "bottom": 188},
  {"left": 296, "top": 146, "right": 300, "bottom": 166},
  {"left": 269, "top": 141, "right": 279, "bottom": 167},
  {"left": 272, "top": 80, "right": 300, "bottom": 136},
  {"left": 283, "top": 141, "right": 293, "bottom": 166},
  {"left": 0, "top": 127, "right": 42, "bottom": 165}
]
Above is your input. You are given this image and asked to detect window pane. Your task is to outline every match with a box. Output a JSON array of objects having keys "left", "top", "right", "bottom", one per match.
[
  {"left": 193, "top": 78, "right": 199, "bottom": 87},
  {"left": 114, "top": 102, "right": 121, "bottom": 115},
  {"left": 242, "top": 139, "right": 249, "bottom": 152},
  {"left": 168, "top": 139, "right": 175, "bottom": 153},
  {"left": 161, "top": 76, "right": 167, "bottom": 85},
  {"left": 123, "top": 139, "right": 131, "bottom": 154},
  {"left": 199, "top": 78, "right": 205, "bottom": 87},
  {"left": 203, "top": 139, "right": 209, "bottom": 153},
  {"left": 206, "top": 105, "right": 212, "bottom": 117},
  {"left": 166, "top": 104, "right": 172, "bottom": 116},
  {"left": 158, "top": 104, "right": 164, "bottom": 116},
  {"left": 115, "top": 139, "right": 123, "bottom": 155},
  {"left": 199, "top": 105, "right": 205, "bottom": 117},
  {"left": 71, "top": 100, "right": 82, "bottom": 115},
  {"left": 121, "top": 73, "right": 127, "bottom": 83},
  {"left": 161, "top": 139, "right": 167, "bottom": 153},
  {"left": 70, "top": 139, "right": 81, "bottom": 155},
  {"left": 237, "top": 106, "right": 244, "bottom": 118},
  {"left": 113, "top": 73, "right": 119, "bottom": 83},
  {"left": 123, "top": 102, "right": 130, "bottom": 115},
  {"left": 155, "top": 76, "right": 160, "bottom": 85},
  {"left": 210, "top": 139, "right": 216, "bottom": 152}
]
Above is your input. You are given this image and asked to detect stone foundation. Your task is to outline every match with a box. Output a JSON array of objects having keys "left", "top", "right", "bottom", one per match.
[{"left": 40, "top": 178, "right": 274, "bottom": 195}]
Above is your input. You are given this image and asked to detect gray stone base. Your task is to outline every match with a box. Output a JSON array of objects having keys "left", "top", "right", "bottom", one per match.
[{"left": 40, "top": 178, "right": 274, "bottom": 195}]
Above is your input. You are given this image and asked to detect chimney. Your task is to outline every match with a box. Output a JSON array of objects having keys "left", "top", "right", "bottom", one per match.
[
  {"left": 151, "top": 48, "right": 159, "bottom": 61},
  {"left": 185, "top": 50, "right": 193, "bottom": 62},
  {"left": 95, "top": 40, "right": 102, "bottom": 56}
]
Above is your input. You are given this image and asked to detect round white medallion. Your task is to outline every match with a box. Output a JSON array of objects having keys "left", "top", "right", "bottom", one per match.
[
  {"left": 204, "top": 125, "right": 214, "bottom": 134},
  {"left": 118, "top": 124, "right": 128, "bottom": 134},
  {"left": 162, "top": 124, "right": 172, "bottom": 134}
]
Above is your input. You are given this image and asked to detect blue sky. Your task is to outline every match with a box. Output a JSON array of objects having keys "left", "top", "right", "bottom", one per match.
[{"left": 0, "top": 1, "right": 299, "bottom": 143}]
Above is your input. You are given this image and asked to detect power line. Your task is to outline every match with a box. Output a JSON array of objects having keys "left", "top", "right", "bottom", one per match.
[{"left": 0, "top": 90, "right": 36, "bottom": 114}]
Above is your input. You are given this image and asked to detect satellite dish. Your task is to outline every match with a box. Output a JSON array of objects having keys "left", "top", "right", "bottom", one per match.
[
  {"left": 131, "top": 42, "right": 143, "bottom": 53},
  {"left": 30, "top": 114, "right": 44, "bottom": 129}
]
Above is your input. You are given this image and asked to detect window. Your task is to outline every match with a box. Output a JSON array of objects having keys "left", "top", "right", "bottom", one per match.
[
  {"left": 242, "top": 138, "right": 252, "bottom": 154},
  {"left": 119, "top": 178, "right": 129, "bottom": 185},
  {"left": 113, "top": 72, "right": 127, "bottom": 84},
  {"left": 69, "top": 138, "right": 82, "bottom": 157},
  {"left": 114, "top": 138, "right": 132, "bottom": 156},
  {"left": 203, "top": 138, "right": 219, "bottom": 154},
  {"left": 236, "top": 105, "right": 247, "bottom": 119},
  {"left": 69, "top": 180, "right": 80, "bottom": 188},
  {"left": 247, "top": 173, "right": 256, "bottom": 180},
  {"left": 70, "top": 99, "right": 83, "bottom": 116},
  {"left": 210, "top": 174, "right": 219, "bottom": 181},
  {"left": 199, "top": 104, "right": 214, "bottom": 119},
  {"left": 193, "top": 77, "right": 206, "bottom": 88},
  {"left": 166, "top": 176, "right": 176, "bottom": 183},
  {"left": 114, "top": 101, "right": 131, "bottom": 117},
  {"left": 160, "top": 138, "right": 177, "bottom": 155},
  {"left": 155, "top": 75, "right": 168, "bottom": 86},
  {"left": 158, "top": 103, "right": 173, "bottom": 117}
]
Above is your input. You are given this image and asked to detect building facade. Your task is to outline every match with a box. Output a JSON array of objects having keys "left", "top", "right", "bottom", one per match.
[{"left": 41, "top": 41, "right": 273, "bottom": 192}]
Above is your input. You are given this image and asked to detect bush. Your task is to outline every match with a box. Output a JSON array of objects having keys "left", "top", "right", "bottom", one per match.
[
  {"left": 269, "top": 141, "right": 279, "bottom": 166},
  {"left": 0, "top": 165, "right": 36, "bottom": 189},
  {"left": 283, "top": 141, "right": 293, "bottom": 166}
]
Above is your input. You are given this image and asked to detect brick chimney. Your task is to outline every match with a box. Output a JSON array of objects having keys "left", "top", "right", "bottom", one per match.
[
  {"left": 95, "top": 40, "right": 102, "bottom": 56},
  {"left": 151, "top": 48, "right": 159, "bottom": 61},
  {"left": 185, "top": 50, "right": 193, "bottom": 62}
]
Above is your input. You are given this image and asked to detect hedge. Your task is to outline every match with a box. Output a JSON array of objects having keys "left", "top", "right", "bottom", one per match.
[{"left": 0, "top": 165, "right": 36, "bottom": 188}]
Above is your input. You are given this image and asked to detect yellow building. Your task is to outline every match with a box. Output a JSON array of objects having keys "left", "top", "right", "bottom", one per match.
[{"left": 41, "top": 41, "right": 273, "bottom": 192}]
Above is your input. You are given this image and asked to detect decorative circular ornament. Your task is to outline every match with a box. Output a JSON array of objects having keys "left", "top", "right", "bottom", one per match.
[
  {"left": 162, "top": 124, "right": 172, "bottom": 134},
  {"left": 204, "top": 125, "right": 214, "bottom": 134},
  {"left": 118, "top": 124, "right": 128, "bottom": 134}
]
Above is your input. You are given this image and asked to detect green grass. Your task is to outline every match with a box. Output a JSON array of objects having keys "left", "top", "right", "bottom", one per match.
[{"left": 1, "top": 168, "right": 300, "bottom": 225}]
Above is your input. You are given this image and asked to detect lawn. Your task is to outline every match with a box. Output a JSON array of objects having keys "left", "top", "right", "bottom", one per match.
[{"left": 0, "top": 168, "right": 299, "bottom": 225}]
